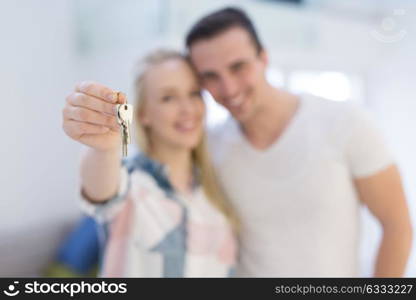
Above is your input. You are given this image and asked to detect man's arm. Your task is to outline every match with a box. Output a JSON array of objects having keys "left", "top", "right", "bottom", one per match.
[{"left": 354, "top": 164, "right": 413, "bottom": 277}]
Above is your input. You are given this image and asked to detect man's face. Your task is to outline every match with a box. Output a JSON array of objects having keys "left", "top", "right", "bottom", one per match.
[{"left": 189, "top": 27, "right": 268, "bottom": 122}]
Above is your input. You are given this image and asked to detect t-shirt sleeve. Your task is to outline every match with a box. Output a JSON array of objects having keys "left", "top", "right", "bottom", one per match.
[
  {"left": 79, "top": 157, "right": 132, "bottom": 223},
  {"left": 344, "top": 105, "right": 394, "bottom": 178}
]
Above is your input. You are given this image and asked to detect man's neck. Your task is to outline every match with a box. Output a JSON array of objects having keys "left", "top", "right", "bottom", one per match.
[{"left": 241, "top": 86, "right": 300, "bottom": 150}]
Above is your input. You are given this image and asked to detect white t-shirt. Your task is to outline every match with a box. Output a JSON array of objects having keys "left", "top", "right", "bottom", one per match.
[{"left": 208, "top": 93, "right": 394, "bottom": 277}]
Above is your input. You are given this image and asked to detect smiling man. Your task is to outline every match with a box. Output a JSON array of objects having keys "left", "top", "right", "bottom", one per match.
[{"left": 185, "top": 7, "right": 413, "bottom": 277}]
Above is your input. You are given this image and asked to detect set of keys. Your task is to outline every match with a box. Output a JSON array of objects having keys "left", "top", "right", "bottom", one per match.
[{"left": 115, "top": 92, "right": 133, "bottom": 157}]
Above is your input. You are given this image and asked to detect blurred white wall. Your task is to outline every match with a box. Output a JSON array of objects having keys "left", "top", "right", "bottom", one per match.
[
  {"left": 0, "top": 0, "right": 81, "bottom": 275},
  {"left": 0, "top": 0, "right": 414, "bottom": 276}
]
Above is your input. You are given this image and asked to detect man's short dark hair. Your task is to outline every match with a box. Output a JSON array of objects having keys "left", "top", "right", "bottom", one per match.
[{"left": 185, "top": 7, "right": 263, "bottom": 54}]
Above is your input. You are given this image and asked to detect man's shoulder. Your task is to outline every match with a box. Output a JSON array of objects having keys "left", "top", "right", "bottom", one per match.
[
  {"left": 297, "top": 94, "right": 376, "bottom": 151},
  {"left": 301, "top": 93, "right": 353, "bottom": 115},
  {"left": 300, "top": 93, "right": 364, "bottom": 127}
]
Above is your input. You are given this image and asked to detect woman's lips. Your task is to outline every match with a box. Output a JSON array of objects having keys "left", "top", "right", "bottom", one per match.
[{"left": 174, "top": 120, "right": 198, "bottom": 133}]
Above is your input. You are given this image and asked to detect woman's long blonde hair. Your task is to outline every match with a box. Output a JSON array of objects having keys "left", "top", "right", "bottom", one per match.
[{"left": 131, "top": 49, "right": 239, "bottom": 232}]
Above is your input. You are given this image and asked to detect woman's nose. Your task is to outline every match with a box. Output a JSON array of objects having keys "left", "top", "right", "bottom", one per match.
[{"left": 178, "top": 97, "right": 197, "bottom": 115}]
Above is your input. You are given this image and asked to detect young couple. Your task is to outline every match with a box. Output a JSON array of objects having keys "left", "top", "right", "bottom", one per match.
[{"left": 63, "top": 7, "right": 412, "bottom": 277}]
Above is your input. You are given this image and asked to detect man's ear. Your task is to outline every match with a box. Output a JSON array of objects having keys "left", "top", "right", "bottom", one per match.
[{"left": 259, "top": 49, "right": 269, "bottom": 66}]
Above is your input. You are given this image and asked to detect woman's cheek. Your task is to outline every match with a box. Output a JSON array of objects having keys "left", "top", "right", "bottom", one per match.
[
  {"left": 197, "top": 101, "right": 206, "bottom": 119},
  {"left": 166, "top": 110, "right": 181, "bottom": 134}
]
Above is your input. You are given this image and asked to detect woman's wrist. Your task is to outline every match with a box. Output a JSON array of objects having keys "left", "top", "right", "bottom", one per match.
[{"left": 89, "top": 145, "right": 121, "bottom": 160}]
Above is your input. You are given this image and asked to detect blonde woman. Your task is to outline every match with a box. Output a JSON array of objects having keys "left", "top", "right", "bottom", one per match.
[{"left": 62, "top": 49, "right": 238, "bottom": 277}]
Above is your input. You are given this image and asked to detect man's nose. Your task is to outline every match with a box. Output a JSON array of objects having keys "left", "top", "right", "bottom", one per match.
[{"left": 220, "top": 75, "right": 239, "bottom": 100}]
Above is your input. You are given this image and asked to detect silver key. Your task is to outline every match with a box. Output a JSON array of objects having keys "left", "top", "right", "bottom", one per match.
[
  {"left": 121, "top": 123, "right": 129, "bottom": 157},
  {"left": 118, "top": 104, "right": 133, "bottom": 143},
  {"left": 116, "top": 93, "right": 133, "bottom": 157}
]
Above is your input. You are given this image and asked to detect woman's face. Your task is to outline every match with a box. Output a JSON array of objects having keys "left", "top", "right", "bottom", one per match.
[{"left": 140, "top": 58, "right": 205, "bottom": 152}]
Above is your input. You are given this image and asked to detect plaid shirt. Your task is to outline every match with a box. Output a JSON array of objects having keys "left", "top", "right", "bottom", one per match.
[{"left": 81, "top": 152, "right": 236, "bottom": 277}]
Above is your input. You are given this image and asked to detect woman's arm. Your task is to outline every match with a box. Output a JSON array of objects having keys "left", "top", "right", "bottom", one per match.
[
  {"left": 80, "top": 147, "right": 122, "bottom": 203},
  {"left": 62, "top": 81, "right": 127, "bottom": 203}
]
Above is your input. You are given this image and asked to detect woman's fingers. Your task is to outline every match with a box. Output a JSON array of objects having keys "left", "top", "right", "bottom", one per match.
[
  {"left": 62, "top": 81, "right": 125, "bottom": 151},
  {"left": 75, "top": 81, "right": 119, "bottom": 103},
  {"left": 63, "top": 105, "right": 119, "bottom": 130},
  {"left": 66, "top": 92, "right": 117, "bottom": 116},
  {"left": 63, "top": 119, "right": 110, "bottom": 138},
  {"left": 74, "top": 81, "right": 126, "bottom": 104}
]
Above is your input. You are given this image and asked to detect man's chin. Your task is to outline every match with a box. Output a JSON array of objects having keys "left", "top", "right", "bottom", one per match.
[
  {"left": 230, "top": 109, "right": 251, "bottom": 123},
  {"left": 229, "top": 103, "right": 252, "bottom": 122}
]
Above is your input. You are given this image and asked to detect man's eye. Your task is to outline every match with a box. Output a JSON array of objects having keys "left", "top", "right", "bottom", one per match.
[
  {"left": 191, "top": 90, "right": 202, "bottom": 98},
  {"left": 202, "top": 74, "right": 218, "bottom": 82},
  {"left": 232, "top": 63, "right": 244, "bottom": 72},
  {"left": 162, "top": 95, "right": 173, "bottom": 102}
]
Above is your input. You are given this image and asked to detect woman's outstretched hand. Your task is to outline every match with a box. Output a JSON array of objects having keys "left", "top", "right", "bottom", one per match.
[{"left": 62, "top": 81, "right": 126, "bottom": 152}]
